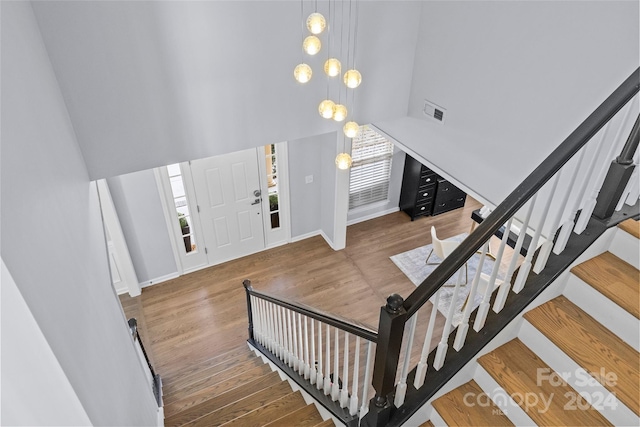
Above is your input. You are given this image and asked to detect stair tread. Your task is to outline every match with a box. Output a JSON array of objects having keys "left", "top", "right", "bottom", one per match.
[
  {"left": 184, "top": 380, "right": 293, "bottom": 427},
  {"left": 478, "top": 338, "right": 612, "bottom": 426},
  {"left": 418, "top": 420, "right": 434, "bottom": 427},
  {"left": 432, "top": 380, "right": 513, "bottom": 426},
  {"left": 165, "top": 350, "right": 258, "bottom": 395},
  {"left": 619, "top": 218, "right": 640, "bottom": 239},
  {"left": 571, "top": 251, "right": 639, "bottom": 319},
  {"left": 162, "top": 345, "right": 249, "bottom": 387},
  {"left": 524, "top": 295, "right": 640, "bottom": 416},
  {"left": 221, "top": 390, "right": 307, "bottom": 426},
  {"left": 164, "top": 369, "right": 279, "bottom": 426},
  {"left": 263, "top": 404, "right": 324, "bottom": 427},
  {"left": 164, "top": 356, "right": 266, "bottom": 405},
  {"left": 314, "top": 420, "right": 335, "bottom": 427}
]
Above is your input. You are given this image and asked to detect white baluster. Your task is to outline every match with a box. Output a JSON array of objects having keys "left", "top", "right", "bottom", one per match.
[
  {"left": 331, "top": 328, "right": 340, "bottom": 401},
  {"left": 339, "top": 333, "right": 350, "bottom": 408},
  {"left": 434, "top": 268, "right": 465, "bottom": 370},
  {"left": 533, "top": 174, "right": 565, "bottom": 274},
  {"left": 268, "top": 302, "right": 276, "bottom": 353},
  {"left": 317, "top": 321, "right": 324, "bottom": 389},
  {"left": 297, "top": 313, "right": 305, "bottom": 375},
  {"left": 495, "top": 198, "right": 537, "bottom": 306},
  {"left": 554, "top": 148, "right": 588, "bottom": 254},
  {"left": 395, "top": 314, "right": 418, "bottom": 407},
  {"left": 310, "top": 319, "right": 317, "bottom": 385},
  {"left": 290, "top": 310, "right": 298, "bottom": 369},
  {"left": 251, "top": 297, "right": 260, "bottom": 342},
  {"left": 277, "top": 306, "right": 285, "bottom": 361},
  {"left": 264, "top": 301, "right": 273, "bottom": 351},
  {"left": 287, "top": 310, "right": 296, "bottom": 369},
  {"left": 262, "top": 300, "right": 270, "bottom": 350},
  {"left": 454, "top": 243, "right": 489, "bottom": 351},
  {"left": 349, "top": 336, "right": 360, "bottom": 416},
  {"left": 303, "top": 315, "right": 310, "bottom": 379},
  {"left": 474, "top": 219, "right": 512, "bottom": 332},
  {"left": 323, "top": 324, "right": 332, "bottom": 395},
  {"left": 360, "top": 341, "right": 375, "bottom": 420},
  {"left": 283, "top": 308, "right": 291, "bottom": 365},
  {"left": 514, "top": 175, "right": 560, "bottom": 292},
  {"left": 572, "top": 123, "right": 611, "bottom": 233},
  {"left": 575, "top": 101, "right": 636, "bottom": 231},
  {"left": 622, "top": 154, "right": 640, "bottom": 206},
  {"left": 414, "top": 289, "right": 442, "bottom": 388}
]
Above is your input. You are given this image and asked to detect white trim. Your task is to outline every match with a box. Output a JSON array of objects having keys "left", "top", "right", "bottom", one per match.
[
  {"left": 290, "top": 230, "right": 322, "bottom": 243},
  {"left": 139, "top": 272, "right": 181, "bottom": 290},
  {"left": 97, "top": 179, "right": 141, "bottom": 297},
  {"left": 347, "top": 207, "right": 400, "bottom": 226},
  {"left": 320, "top": 230, "right": 339, "bottom": 251},
  {"left": 153, "top": 168, "right": 183, "bottom": 276}
]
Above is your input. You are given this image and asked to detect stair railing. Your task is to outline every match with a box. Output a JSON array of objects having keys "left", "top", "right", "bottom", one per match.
[
  {"left": 362, "top": 67, "right": 640, "bottom": 426},
  {"left": 243, "top": 280, "right": 378, "bottom": 426},
  {"left": 128, "top": 318, "right": 163, "bottom": 408}
]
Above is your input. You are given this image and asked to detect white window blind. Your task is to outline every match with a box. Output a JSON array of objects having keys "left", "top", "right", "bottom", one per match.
[{"left": 349, "top": 125, "right": 394, "bottom": 209}]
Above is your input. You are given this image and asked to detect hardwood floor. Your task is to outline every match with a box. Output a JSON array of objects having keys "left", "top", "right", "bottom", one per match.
[{"left": 119, "top": 198, "right": 483, "bottom": 392}]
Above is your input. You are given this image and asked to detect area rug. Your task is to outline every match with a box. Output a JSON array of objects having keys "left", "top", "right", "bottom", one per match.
[{"left": 390, "top": 233, "right": 498, "bottom": 327}]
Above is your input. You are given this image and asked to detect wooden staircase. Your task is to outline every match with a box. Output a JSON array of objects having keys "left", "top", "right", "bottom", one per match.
[
  {"left": 429, "top": 219, "right": 640, "bottom": 426},
  {"left": 161, "top": 345, "right": 334, "bottom": 427}
]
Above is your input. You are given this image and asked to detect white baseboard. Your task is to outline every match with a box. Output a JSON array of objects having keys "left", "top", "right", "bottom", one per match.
[
  {"left": 290, "top": 230, "right": 321, "bottom": 243},
  {"left": 347, "top": 207, "right": 399, "bottom": 226},
  {"left": 139, "top": 272, "right": 180, "bottom": 289}
]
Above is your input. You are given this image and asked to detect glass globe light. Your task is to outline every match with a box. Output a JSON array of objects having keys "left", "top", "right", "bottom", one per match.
[
  {"left": 335, "top": 153, "right": 353, "bottom": 170},
  {"left": 306, "top": 12, "right": 326, "bottom": 35},
  {"left": 343, "top": 121, "right": 360, "bottom": 138},
  {"left": 293, "top": 63, "right": 312, "bottom": 83},
  {"left": 324, "top": 58, "right": 341, "bottom": 77},
  {"left": 344, "top": 69, "right": 362, "bottom": 88},
  {"left": 333, "top": 104, "right": 348, "bottom": 122},
  {"left": 303, "top": 35, "right": 321, "bottom": 55},
  {"left": 318, "top": 100, "right": 336, "bottom": 119}
]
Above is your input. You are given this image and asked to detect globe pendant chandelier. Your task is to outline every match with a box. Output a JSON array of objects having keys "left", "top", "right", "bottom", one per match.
[{"left": 292, "top": 0, "right": 362, "bottom": 169}]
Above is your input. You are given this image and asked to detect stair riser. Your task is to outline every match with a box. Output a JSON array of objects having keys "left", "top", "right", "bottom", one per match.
[
  {"left": 609, "top": 227, "right": 640, "bottom": 269},
  {"left": 428, "top": 407, "right": 449, "bottom": 427},
  {"left": 518, "top": 320, "right": 638, "bottom": 426},
  {"left": 563, "top": 274, "right": 640, "bottom": 352},
  {"left": 473, "top": 364, "right": 536, "bottom": 426}
]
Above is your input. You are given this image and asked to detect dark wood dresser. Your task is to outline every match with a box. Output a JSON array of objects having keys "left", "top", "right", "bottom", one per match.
[{"left": 399, "top": 154, "right": 467, "bottom": 220}]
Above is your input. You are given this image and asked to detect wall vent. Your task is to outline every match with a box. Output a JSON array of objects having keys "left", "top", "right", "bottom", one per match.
[{"left": 423, "top": 99, "right": 446, "bottom": 124}]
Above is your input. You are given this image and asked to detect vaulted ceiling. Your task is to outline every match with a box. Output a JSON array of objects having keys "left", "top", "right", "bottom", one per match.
[{"left": 31, "top": 1, "right": 423, "bottom": 179}]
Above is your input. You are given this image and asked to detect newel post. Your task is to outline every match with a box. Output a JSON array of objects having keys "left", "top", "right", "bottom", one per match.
[
  {"left": 362, "top": 294, "right": 408, "bottom": 427},
  {"left": 243, "top": 279, "right": 255, "bottom": 341}
]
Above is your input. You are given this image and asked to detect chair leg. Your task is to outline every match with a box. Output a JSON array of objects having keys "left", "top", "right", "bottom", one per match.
[{"left": 425, "top": 248, "right": 436, "bottom": 265}]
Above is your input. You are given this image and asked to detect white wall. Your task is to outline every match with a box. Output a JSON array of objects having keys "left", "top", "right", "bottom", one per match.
[
  {"left": 30, "top": 0, "right": 423, "bottom": 180},
  {"left": 1, "top": 259, "right": 92, "bottom": 426},
  {"left": 376, "top": 0, "right": 639, "bottom": 206},
  {"left": 107, "top": 170, "right": 177, "bottom": 284},
  {"left": 0, "top": 2, "right": 158, "bottom": 425},
  {"left": 321, "top": 135, "right": 339, "bottom": 244},
  {"left": 288, "top": 134, "right": 327, "bottom": 238}
]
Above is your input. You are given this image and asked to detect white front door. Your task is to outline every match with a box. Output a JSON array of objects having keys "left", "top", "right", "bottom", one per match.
[{"left": 191, "top": 149, "right": 265, "bottom": 264}]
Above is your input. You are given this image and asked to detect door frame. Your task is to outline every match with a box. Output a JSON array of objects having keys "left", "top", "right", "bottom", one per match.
[{"left": 155, "top": 144, "right": 292, "bottom": 275}]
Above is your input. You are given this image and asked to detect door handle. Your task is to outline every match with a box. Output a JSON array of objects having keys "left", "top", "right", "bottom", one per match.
[{"left": 251, "top": 198, "right": 261, "bottom": 205}]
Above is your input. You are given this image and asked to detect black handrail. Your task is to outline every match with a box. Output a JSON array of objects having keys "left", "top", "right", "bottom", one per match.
[
  {"left": 364, "top": 67, "right": 640, "bottom": 426},
  {"left": 404, "top": 67, "right": 639, "bottom": 315},
  {"left": 128, "top": 318, "right": 163, "bottom": 408},
  {"left": 243, "top": 279, "right": 378, "bottom": 342}
]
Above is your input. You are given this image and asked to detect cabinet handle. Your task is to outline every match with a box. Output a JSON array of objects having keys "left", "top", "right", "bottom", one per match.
[
  {"left": 426, "top": 178, "right": 431, "bottom": 182},
  {"left": 420, "top": 206, "right": 426, "bottom": 210},
  {"left": 423, "top": 192, "right": 429, "bottom": 197}
]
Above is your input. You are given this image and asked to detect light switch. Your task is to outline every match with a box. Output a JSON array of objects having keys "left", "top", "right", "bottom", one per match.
[{"left": 305, "top": 175, "right": 314, "bottom": 184}]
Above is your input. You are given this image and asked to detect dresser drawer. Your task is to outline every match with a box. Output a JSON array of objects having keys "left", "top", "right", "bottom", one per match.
[
  {"left": 415, "top": 201, "right": 433, "bottom": 215},
  {"left": 432, "top": 194, "right": 467, "bottom": 216},
  {"left": 419, "top": 174, "right": 437, "bottom": 187},
  {"left": 436, "top": 179, "right": 465, "bottom": 198},
  {"left": 416, "top": 185, "right": 436, "bottom": 202}
]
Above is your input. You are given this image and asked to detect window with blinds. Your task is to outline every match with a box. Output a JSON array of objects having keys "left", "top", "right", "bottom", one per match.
[{"left": 349, "top": 125, "right": 394, "bottom": 209}]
